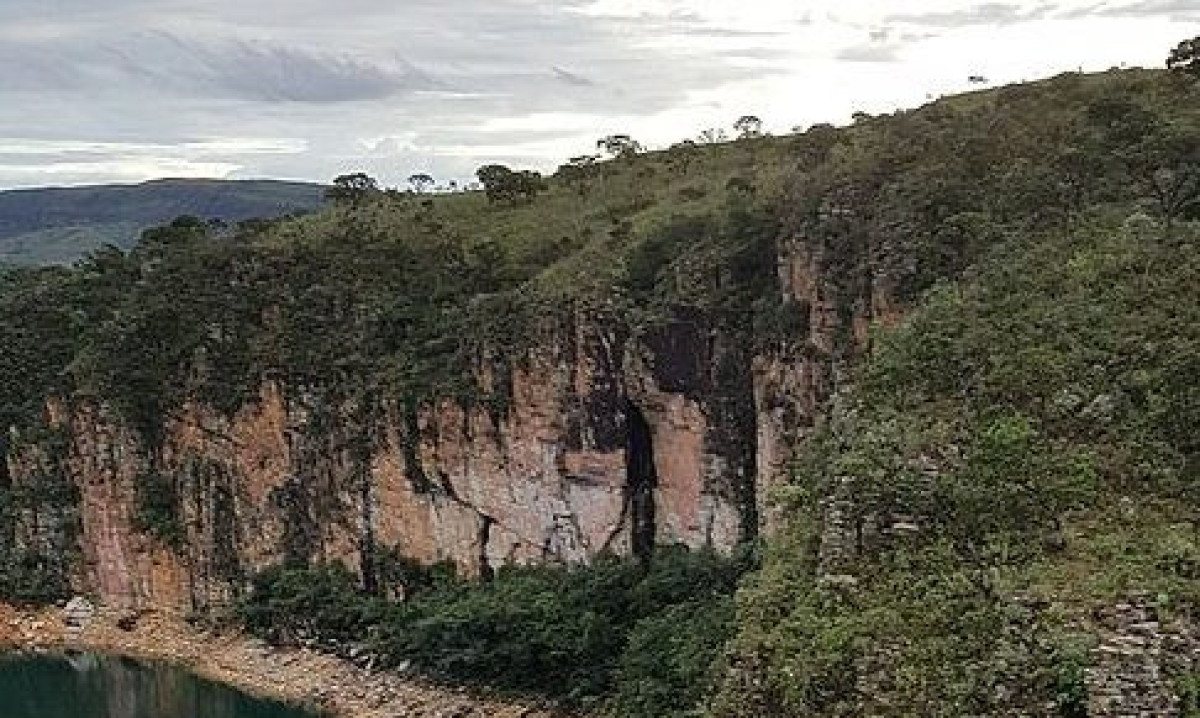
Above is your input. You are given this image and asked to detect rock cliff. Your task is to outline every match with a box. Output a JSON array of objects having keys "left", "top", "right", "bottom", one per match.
[{"left": 2, "top": 223, "right": 893, "bottom": 614}]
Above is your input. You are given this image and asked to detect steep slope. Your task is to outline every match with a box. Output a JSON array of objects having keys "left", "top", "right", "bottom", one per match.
[
  {"left": 0, "top": 178, "right": 325, "bottom": 265},
  {"left": 718, "top": 215, "right": 1200, "bottom": 718},
  {"left": 1, "top": 67, "right": 1198, "bottom": 716},
  {"left": 714, "top": 73, "right": 1200, "bottom": 716}
]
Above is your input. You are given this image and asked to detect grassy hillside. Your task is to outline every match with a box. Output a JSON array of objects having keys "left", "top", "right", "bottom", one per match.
[
  {"left": 0, "top": 178, "right": 325, "bottom": 265},
  {"left": 713, "top": 71, "right": 1200, "bottom": 716},
  {"left": 716, "top": 214, "right": 1199, "bottom": 717},
  {"left": 0, "top": 66, "right": 1198, "bottom": 716}
]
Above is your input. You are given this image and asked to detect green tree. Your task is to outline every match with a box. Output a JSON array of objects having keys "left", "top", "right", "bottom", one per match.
[
  {"left": 597, "top": 134, "right": 643, "bottom": 159},
  {"left": 1168, "top": 36, "right": 1200, "bottom": 76},
  {"left": 325, "top": 173, "right": 378, "bottom": 204},
  {"left": 407, "top": 173, "right": 435, "bottom": 193},
  {"left": 475, "top": 165, "right": 546, "bottom": 204},
  {"left": 734, "top": 115, "right": 764, "bottom": 139},
  {"left": 556, "top": 155, "right": 599, "bottom": 194}
]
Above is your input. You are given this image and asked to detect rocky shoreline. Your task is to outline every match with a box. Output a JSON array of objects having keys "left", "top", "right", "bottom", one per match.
[{"left": 0, "top": 603, "right": 571, "bottom": 718}]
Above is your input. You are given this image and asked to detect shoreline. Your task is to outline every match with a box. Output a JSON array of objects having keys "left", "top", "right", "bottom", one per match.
[{"left": 0, "top": 603, "right": 569, "bottom": 718}]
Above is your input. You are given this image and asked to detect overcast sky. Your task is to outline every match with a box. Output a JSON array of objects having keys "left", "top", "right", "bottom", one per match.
[{"left": 0, "top": 0, "right": 1196, "bottom": 189}]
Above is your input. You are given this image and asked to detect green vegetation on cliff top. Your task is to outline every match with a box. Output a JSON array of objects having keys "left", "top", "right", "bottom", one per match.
[{"left": 1, "top": 62, "right": 1199, "bottom": 717}]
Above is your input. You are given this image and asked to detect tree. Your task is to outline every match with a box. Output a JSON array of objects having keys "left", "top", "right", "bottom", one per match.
[
  {"left": 407, "top": 173, "right": 435, "bottom": 193},
  {"left": 135, "top": 215, "right": 210, "bottom": 256},
  {"left": 476, "top": 164, "right": 513, "bottom": 203},
  {"left": 667, "top": 141, "right": 700, "bottom": 175},
  {"left": 325, "top": 173, "right": 378, "bottom": 205},
  {"left": 597, "top": 134, "right": 643, "bottom": 159},
  {"left": 733, "top": 115, "right": 764, "bottom": 139},
  {"left": 1148, "top": 167, "right": 1200, "bottom": 232},
  {"left": 697, "top": 128, "right": 727, "bottom": 145},
  {"left": 513, "top": 170, "right": 548, "bottom": 203},
  {"left": 557, "top": 155, "right": 600, "bottom": 194},
  {"left": 1167, "top": 36, "right": 1200, "bottom": 76},
  {"left": 475, "top": 165, "right": 547, "bottom": 205}
]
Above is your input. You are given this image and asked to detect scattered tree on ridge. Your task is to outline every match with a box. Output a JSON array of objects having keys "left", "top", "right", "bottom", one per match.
[
  {"left": 475, "top": 164, "right": 547, "bottom": 204},
  {"left": 733, "top": 115, "right": 764, "bottom": 139},
  {"left": 325, "top": 173, "right": 379, "bottom": 205},
  {"left": 667, "top": 140, "right": 700, "bottom": 175},
  {"left": 556, "top": 154, "right": 600, "bottom": 195},
  {"left": 596, "top": 134, "right": 643, "bottom": 159},
  {"left": 1167, "top": 36, "right": 1200, "bottom": 76},
  {"left": 407, "top": 173, "right": 435, "bottom": 193}
]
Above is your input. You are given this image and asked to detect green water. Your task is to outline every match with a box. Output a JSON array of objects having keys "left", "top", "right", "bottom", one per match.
[{"left": 0, "top": 653, "right": 316, "bottom": 718}]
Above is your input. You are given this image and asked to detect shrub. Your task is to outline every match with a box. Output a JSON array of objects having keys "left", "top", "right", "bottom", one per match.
[
  {"left": 239, "top": 547, "right": 754, "bottom": 710},
  {"left": 611, "top": 598, "right": 736, "bottom": 718}
]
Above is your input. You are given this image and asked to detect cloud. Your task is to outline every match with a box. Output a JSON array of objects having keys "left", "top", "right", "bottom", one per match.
[
  {"left": 0, "top": 138, "right": 306, "bottom": 156},
  {"left": 837, "top": 42, "right": 903, "bottom": 63},
  {"left": 1061, "top": 0, "right": 1200, "bottom": 20},
  {"left": 0, "top": 0, "right": 1193, "bottom": 189},
  {"left": 836, "top": 26, "right": 938, "bottom": 63},
  {"left": 886, "top": 3, "right": 1052, "bottom": 27},
  {"left": 0, "top": 32, "right": 437, "bottom": 102},
  {"left": 0, "top": 1, "right": 796, "bottom": 187},
  {"left": 0, "top": 160, "right": 243, "bottom": 185},
  {"left": 109, "top": 34, "right": 439, "bottom": 103},
  {"left": 551, "top": 67, "right": 598, "bottom": 87},
  {"left": 0, "top": 137, "right": 308, "bottom": 188}
]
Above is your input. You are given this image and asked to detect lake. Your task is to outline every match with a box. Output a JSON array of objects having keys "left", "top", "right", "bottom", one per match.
[{"left": 0, "top": 652, "right": 316, "bottom": 718}]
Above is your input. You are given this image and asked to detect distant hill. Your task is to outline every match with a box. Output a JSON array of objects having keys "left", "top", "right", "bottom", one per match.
[{"left": 0, "top": 178, "right": 325, "bottom": 265}]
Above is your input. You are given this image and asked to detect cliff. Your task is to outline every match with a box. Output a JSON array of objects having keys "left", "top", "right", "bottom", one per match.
[
  {"left": 5, "top": 224, "right": 884, "bottom": 612},
  {"left": 4, "top": 67, "right": 1199, "bottom": 717}
]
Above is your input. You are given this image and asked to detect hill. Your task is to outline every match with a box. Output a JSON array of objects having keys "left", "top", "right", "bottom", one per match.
[
  {"left": 0, "top": 66, "right": 1198, "bottom": 718},
  {"left": 0, "top": 178, "right": 325, "bottom": 265}
]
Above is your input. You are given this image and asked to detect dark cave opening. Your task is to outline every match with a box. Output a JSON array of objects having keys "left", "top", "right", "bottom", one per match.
[
  {"left": 478, "top": 513, "right": 497, "bottom": 582},
  {"left": 625, "top": 400, "right": 658, "bottom": 561},
  {"left": 0, "top": 435, "right": 9, "bottom": 490}
]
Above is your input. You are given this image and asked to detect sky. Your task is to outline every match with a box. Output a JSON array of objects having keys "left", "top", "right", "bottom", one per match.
[{"left": 0, "top": 0, "right": 1196, "bottom": 189}]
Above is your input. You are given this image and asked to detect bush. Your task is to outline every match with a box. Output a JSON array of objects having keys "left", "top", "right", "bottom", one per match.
[
  {"left": 239, "top": 547, "right": 754, "bottom": 710},
  {"left": 611, "top": 598, "right": 736, "bottom": 718},
  {"left": 133, "top": 471, "right": 185, "bottom": 549},
  {"left": 1179, "top": 673, "right": 1200, "bottom": 717},
  {"left": 238, "top": 563, "right": 385, "bottom": 645}
]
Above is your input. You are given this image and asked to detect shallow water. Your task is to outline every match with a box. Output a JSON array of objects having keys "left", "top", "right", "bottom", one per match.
[{"left": 0, "top": 652, "right": 315, "bottom": 718}]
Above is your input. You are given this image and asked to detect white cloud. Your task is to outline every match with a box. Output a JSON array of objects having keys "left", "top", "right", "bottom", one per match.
[{"left": 0, "top": 160, "right": 243, "bottom": 188}]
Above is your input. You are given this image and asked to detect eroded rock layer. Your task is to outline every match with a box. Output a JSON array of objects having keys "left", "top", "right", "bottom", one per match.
[{"left": 3, "top": 226, "right": 893, "bottom": 613}]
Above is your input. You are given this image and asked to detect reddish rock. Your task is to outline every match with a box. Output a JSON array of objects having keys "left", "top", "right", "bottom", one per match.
[{"left": 3, "top": 221, "right": 908, "bottom": 613}]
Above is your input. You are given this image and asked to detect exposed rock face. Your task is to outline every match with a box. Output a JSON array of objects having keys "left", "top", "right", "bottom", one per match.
[
  {"left": 1087, "top": 595, "right": 1199, "bottom": 717},
  {"left": 7, "top": 314, "right": 762, "bottom": 612},
  {"left": 3, "top": 224, "right": 895, "bottom": 615},
  {"left": 753, "top": 229, "right": 902, "bottom": 535}
]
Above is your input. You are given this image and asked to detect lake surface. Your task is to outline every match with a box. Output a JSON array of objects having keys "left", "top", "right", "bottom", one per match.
[{"left": 0, "top": 653, "right": 316, "bottom": 718}]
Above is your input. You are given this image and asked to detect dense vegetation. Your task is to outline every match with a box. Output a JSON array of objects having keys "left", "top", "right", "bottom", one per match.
[
  {"left": 717, "top": 215, "right": 1199, "bottom": 716},
  {"left": 0, "top": 179, "right": 324, "bottom": 265},
  {"left": 712, "top": 67, "right": 1200, "bottom": 716},
  {"left": 238, "top": 547, "right": 751, "bottom": 714},
  {"left": 1, "top": 50, "right": 1199, "bottom": 716},
  {"left": 0, "top": 424, "right": 77, "bottom": 604},
  {"left": 0, "top": 113, "right": 792, "bottom": 446}
]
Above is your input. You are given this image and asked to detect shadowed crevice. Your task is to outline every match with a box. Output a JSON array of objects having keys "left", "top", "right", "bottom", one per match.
[{"left": 625, "top": 400, "right": 657, "bottom": 561}]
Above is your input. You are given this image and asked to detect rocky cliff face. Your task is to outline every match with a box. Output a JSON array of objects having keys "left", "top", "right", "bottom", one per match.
[
  {"left": 3, "top": 225, "right": 894, "bottom": 614},
  {"left": 5, "top": 321, "right": 758, "bottom": 611},
  {"left": 754, "top": 227, "right": 904, "bottom": 536}
]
